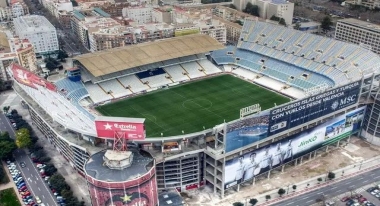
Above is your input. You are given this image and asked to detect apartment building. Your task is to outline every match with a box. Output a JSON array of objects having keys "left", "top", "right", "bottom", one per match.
[
  {"left": 70, "top": 8, "right": 112, "bottom": 50},
  {"left": 212, "top": 16, "right": 242, "bottom": 43},
  {"left": 152, "top": 7, "right": 173, "bottom": 24},
  {"left": 335, "top": 18, "right": 380, "bottom": 55},
  {"left": 88, "top": 23, "right": 175, "bottom": 52},
  {"left": 0, "top": 2, "right": 29, "bottom": 22},
  {"left": 345, "top": 0, "right": 380, "bottom": 9},
  {"left": 233, "top": 0, "right": 294, "bottom": 25},
  {"left": 57, "top": 10, "right": 72, "bottom": 29},
  {"left": 11, "top": 38, "right": 37, "bottom": 72},
  {"left": 122, "top": 6, "right": 153, "bottom": 24},
  {"left": 174, "top": 7, "right": 227, "bottom": 43},
  {"left": 13, "top": 15, "right": 59, "bottom": 55},
  {"left": 0, "top": 31, "right": 37, "bottom": 86}
]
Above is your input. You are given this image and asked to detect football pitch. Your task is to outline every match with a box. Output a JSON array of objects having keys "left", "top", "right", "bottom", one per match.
[{"left": 96, "top": 75, "right": 290, "bottom": 137}]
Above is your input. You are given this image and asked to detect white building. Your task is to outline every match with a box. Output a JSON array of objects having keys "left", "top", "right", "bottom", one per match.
[
  {"left": 122, "top": 6, "right": 153, "bottom": 24},
  {"left": 345, "top": 0, "right": 380, "bottom": 9},
  {"left": 0, "top": 2, "right": 28, "bottom": 22},
  {"left": 233, "top": 0, "right": 294, "bottom": 25},
  {"left": 335, "top": 18, "right": 380, "bottom": 55},
  {"left": 13, "top": 15, "right": 59, "bottom": 55}
]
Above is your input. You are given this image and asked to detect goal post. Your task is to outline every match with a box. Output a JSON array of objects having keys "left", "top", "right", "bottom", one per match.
[{"left": 240, "top": 104, "right": 261, "bottom": 119}]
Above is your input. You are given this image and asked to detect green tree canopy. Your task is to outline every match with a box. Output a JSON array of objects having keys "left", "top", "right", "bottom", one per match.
[
  {"left": 15, "top": 128, "right": 32, "bottom": 149},
  {"left": 321, "top": 16, "right": 333, "bottom": 31},
  {"left": 71, "top": 0, "right": 78, "bottom": 6},
  {"left": 278, "top": 188, "right": 286, "bottom": 196},
  {"left": 292, "top": 185, "right": 297, "bottom": 190},
  {"left": 294, "top": 22, "right": 301, "bottom": 30},
  {"left": 233, "top": 202, "right": 244, "bottom": 206},
  {"left": 328, "top": 172, "right": 336, "bottom": 180},
  {"left": 49, "top": 174, "right": 70, "bottom": 193},
  {"left": 57, "top": 50, "right": 68, "bottom": 61},
  {"left": 279, "top": 18, "right": 286, "bottom": 26},
  {"left": 249, "top": 198, "right": 258, "bottom": 205},
  {"left": 244, "top": 2, "right": 260, "bottom": 17}
]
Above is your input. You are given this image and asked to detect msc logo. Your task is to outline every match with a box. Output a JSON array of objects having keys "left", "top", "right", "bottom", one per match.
[{"left": 331, "top": 95, "right": 357, "bottom": 110}]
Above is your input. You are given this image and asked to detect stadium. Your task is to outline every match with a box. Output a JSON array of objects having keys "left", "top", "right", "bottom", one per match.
[{"left": 8, "top": 17, "right": 380, "bottom": 205}]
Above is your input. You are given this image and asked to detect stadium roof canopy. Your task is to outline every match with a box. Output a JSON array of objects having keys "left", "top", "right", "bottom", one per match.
[{"left": 74, "top": 34, "right": 224, "bottom": 77}]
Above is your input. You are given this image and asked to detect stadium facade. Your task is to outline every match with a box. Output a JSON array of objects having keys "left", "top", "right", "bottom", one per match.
[{"left": 8, "top": 18, "right": 380, "bottom": 203}]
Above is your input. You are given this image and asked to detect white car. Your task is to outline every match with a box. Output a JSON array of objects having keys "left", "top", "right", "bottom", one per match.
[
  {"left": 36, "top": 164, "right": 46, "bottom": 169},
  {"left": 35, "top": 196, "right": 42, "bottom": 204}
]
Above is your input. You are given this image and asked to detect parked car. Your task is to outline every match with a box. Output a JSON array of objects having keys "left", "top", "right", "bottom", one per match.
[
  {"left": 20, "top": 162, "right": 26, "bottom": 168},
  {"left": 18, "top": 186, "right": 27, "bottom": 192},
  {"left": 36, "top": 164, "right": 46, "bottom": 169},
  {"left": 20, "top": 191, "right": 30, "bottom": 196}
]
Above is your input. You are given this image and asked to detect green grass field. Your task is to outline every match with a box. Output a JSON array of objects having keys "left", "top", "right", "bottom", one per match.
[
  {"left": 96, "top": 75, "right": 290, "bottom": 137},
  {"left": 0, "top": 188, "right": 21, "bottom": 206}
]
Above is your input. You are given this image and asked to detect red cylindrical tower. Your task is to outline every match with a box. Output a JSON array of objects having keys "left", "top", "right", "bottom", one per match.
[{"left": 84, "top": 149, "right": 158, "bottom": 206}]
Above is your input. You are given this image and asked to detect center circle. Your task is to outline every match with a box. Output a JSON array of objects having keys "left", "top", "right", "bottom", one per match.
[{"left": 182, "top": 98, "right": 212, "bottom": 110}]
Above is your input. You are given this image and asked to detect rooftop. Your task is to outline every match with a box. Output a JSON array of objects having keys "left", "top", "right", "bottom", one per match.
[
  {"left": 74, "top": 34, "right": 224, "bottom": 77},
  {"left": 13, "top": 15, "right": 55, "bottom": 32},
  {"left": 338, "top": 18, "right": 380, "bottom": 33},
  {"left": 84, "top": 149, "right": 154, "bottom": 182},
  {"left": 12, "top": 82, "right": 103, "bottom": 155}
]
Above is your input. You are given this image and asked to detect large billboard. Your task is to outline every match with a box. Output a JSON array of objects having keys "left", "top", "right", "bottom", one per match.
[
  {"left": 10, "top": 63, "right": 57, "bottom": 92},
  {"left": 225, "top": 111, "right": 269, "bottom": 153},
  {"left": 224, "top": 106, "right": 365, "bottom": 189},
  {"left": 268, "top": 81, "right": 361, "bottom": 136},
  {"left": 95, "top": 116, "right": 146, "bottom": 140}
]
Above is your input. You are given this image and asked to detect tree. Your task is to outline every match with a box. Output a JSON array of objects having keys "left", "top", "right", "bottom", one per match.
[
  {"left": 249, "top": 198, "right": 258, "bottom": 205},
  {"left": 244, "top": 2, "right": 260, "bottom": 17},
  {"left": 234, "top": 20, "right": 243, "bottom": 26},
  {"left": 278, "top": 188, "right": 286, "bottom": 197},
  {"left": 270, "top": 15, "right": 280, "bottom": 21},
  {"left": 45, "top": 61, "right": 56, "bottom": 71},
  {"left": 279, "top": 18, "right": 286, "bottom": 26},
  {"left": 11, "top": 109, "right": 18, "bottom": 115},
  {"left": 292, "top": 185, "right": 297, "bottom": 190},
  {"left": 229, "top": 4, "right": 237, "bottom": 9},
  {"left": 327, "top": 172, "right": 335, "bottom": 180},
  {"left": 233, "top": 202, "right": 244, "bottom": 206},
  {"left": 34, "top": 150, "right": 46, "bottom": 159},
  {"left": 57, "top": 50, "right": 68, "bottom": 61},
  {"left": 15, "top": 128, "right": 32, "bottom": 149},
  {"left": 317, "top": 177, "right": 323, "bottom": 183},
  {"left": 294, "top": 22, "right": 301, "bottom": 30},
  {"left": 44, "top": 164, "right": 57, "bottom": 176},
  {"left": 0, "top": 140, "right": 16, "bottom": 160},
  {"left": 321, "top": 16, "right": 333, "bottom": 32},
  {"left": 71, "top": 0, "right": 78, "bottom": 6},
  {"left": 265, "top": 195, "right": 271, "bottom": 201},
  {"left": 3, "top": 106, "right": 10, "bottom": 113},
  {"left": 49, "top": 174, "right": 69, "bottom": 193}
]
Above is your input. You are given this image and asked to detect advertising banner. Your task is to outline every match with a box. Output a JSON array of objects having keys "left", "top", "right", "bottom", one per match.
[
  {"left": 95, "top": 116, "right": 145, "bottom": 140},
  {"left": 224, "top": 106, "right": 365, "bottom": 189},
  {"left": 11, "top": 63, "right": 57, "bottom": 91},
  {"left": 268, "top": 81, "right": 361, "bottom": 136},
  {"left": 225, "top": 111, "right": 269, "bottom": 153},
  {"left": 162, "top": 142, "right": 181, "bottom": 153}
]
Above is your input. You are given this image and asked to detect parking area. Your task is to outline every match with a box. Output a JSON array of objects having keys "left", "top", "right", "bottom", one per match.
[{"left": 6, "top": 160, "right": 38, "bottom": 206}]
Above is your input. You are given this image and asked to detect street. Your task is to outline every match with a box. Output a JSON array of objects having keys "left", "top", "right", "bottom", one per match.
[
  {"left": 0, "top": 113, "right": 58, "bottom": 206},
  {"left": 272, "top": 167, "right": 380, "bottom": 206}
]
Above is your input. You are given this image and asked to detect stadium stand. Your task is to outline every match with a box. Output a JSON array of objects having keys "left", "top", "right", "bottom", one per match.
[
  {"left": 118, "top": 75, "right": 150, "bottom": 93},
  {"left": 142, "top": 74, "right": 173, "bottom": 88},
  {"left": 197, "top": 60, "right": 222, "bottom": 75},
  {"left": 164, "top": 65, "right": 190, "bottom": 82},
  {"left": 84, "top": 82, "right": 113, "bottom": 103},
  {"left": 211, "top": 19, "right": 380, "bottom": 91},
  {"left": 181, "top": 62, "right": 206, "bottom": 79},
  {"left": 98, "top": 79, "right": 133, "bottom": 98}
]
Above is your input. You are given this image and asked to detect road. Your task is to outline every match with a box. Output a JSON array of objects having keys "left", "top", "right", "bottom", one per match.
[
  {"left": 0, "top": 113, "right": 58, "bottom": 206},
  {"left": 272, "top": 168, "right": 380, "bottom": 206}
]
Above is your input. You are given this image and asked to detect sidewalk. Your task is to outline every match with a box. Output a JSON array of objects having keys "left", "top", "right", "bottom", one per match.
[
  {"left": 7, "top": 95, "right": 91, "bottom": 205},
  {"left": 0, "top": 161, "right": 24, "bottom": 204},
  {"left": 250, "top": 156, "right": 380, "bottom": 205}
]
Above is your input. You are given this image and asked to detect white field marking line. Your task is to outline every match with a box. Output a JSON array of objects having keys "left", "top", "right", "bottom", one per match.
[
  {"left": 170, "top": 89, "right": 186, "bottom": 99},
  {"left": 141, "top": 113, "right": 157, "bottom": 123},
  {"left": 24, "top": 154, "right": 58, "bottom": 206},
  {"left": 186, "top": 98, "right": 224, "bottom": 119},
  {"left": 130, "top": 106, "right": 166, "bottom": 131}
]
